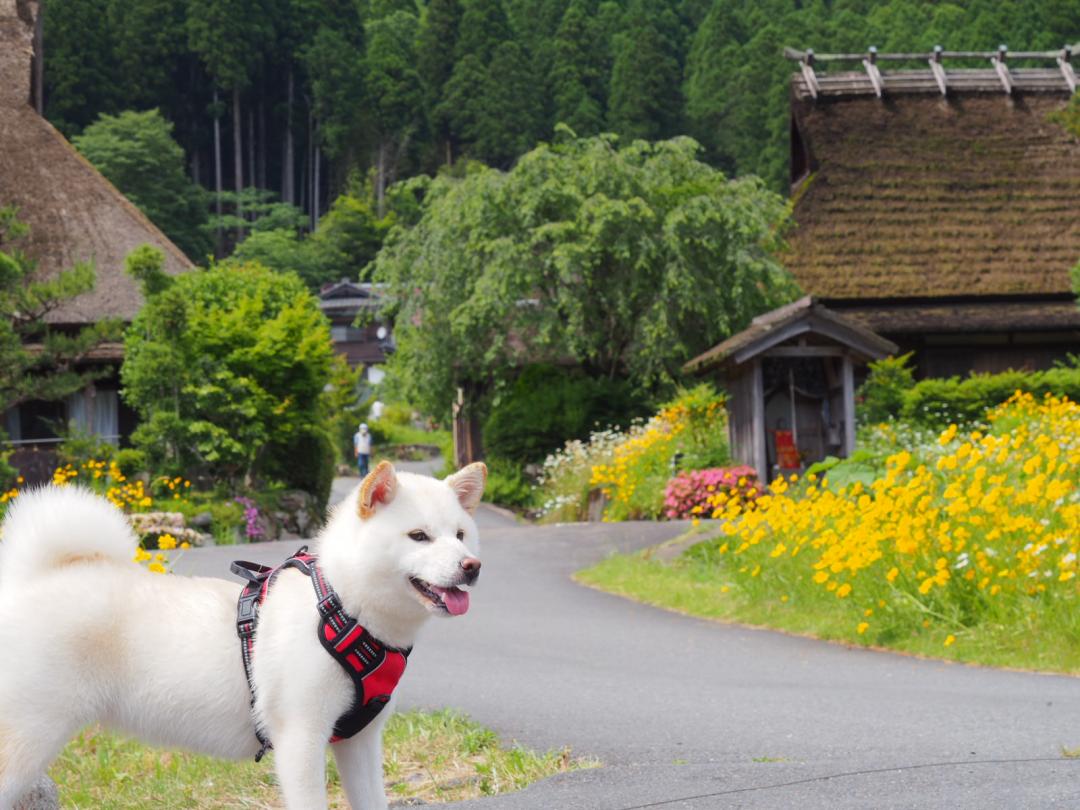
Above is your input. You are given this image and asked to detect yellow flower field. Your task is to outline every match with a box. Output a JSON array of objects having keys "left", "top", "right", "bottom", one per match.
[{"left": 702, "top": 392, "right": 1080, "bottom": 653}]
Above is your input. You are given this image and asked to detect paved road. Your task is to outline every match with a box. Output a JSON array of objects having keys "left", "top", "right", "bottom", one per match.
[{"left": 173, "top": 483, "right": 1080, "bottom": 809}]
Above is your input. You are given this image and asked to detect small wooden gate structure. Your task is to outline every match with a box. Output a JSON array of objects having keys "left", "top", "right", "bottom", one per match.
[{"left": 684, "top": 297, "right": 897, "bottom": 481}]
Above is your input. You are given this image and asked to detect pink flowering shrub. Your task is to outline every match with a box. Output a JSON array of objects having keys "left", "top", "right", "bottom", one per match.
[{"left": 663, "top": 466, "right": 761, "bottom": 519}]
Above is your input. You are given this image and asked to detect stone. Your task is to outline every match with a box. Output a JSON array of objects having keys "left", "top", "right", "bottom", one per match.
[
  {"left": 189, "top": 511, "right": 213, "bottom": 529},
  {"left": 15, "top": 776, "right": 59, "bottom": 810}
]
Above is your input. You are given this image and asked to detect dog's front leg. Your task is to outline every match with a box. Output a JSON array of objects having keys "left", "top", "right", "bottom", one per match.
[
  {"left": 272, "top": 727, "right": 330, "bottom": 810},
  {"left": 332, "top": 714, "right": 389, "bottom": 810}
]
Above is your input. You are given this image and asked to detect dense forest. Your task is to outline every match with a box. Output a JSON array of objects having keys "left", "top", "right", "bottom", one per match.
[{"left": 39, "top": 0, "right": 1078, "bottom": 241}]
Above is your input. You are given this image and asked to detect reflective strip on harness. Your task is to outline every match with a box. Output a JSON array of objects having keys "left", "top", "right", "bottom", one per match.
[{"left": 231, "top": 547, "right": 411, "bottom": 760}]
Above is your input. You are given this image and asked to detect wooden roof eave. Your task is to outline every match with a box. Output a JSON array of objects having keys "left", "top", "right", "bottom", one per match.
[{"left": 683, "top": 300, "right": 898, "bottom": 375}]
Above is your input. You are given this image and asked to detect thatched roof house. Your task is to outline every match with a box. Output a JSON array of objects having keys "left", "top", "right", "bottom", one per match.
[
  {"left": 1, "top": 0, "right": 192, "bottom": 328},
  {"left": 2, "top": 0, "right": 192, "bottom": 460},
  {"left": 785, "top": 47, "right": 1080, "bottom": 377}
]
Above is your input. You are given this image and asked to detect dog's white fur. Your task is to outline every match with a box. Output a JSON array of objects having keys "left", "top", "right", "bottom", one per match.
[{"left": 0, "top": 461, "right": 485, "bottom": 810}]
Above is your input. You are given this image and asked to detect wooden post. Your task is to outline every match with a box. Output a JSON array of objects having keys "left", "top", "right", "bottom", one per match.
[
  {"left": 992, "top": 45, "right": 1013, "bottom": 94},
  {"left": 751, "top": 359, "right": 767, "bottom": 480},
  {"left": 929, "top": 45, "right": 948, "bottom": 96},
  {"left": 841, "top": 354, "right": 855, "bottom": 457},
  {"left": 800, "top": 50, "right": 820, "bottom": 100},
  {"left": 862, "top": 46, "right": 884, "bottom": 98},
  {"left": 1058, "top": 47, "right": 1077, "bottom": 93}
]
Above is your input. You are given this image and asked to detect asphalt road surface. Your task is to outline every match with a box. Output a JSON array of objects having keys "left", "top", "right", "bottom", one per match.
[{"left": 173, "top": 482, "right": 1080, "bottom": 809}]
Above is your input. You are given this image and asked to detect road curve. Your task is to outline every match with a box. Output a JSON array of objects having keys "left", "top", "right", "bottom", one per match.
[{"left": 173, "top": 500, "right": 1080, "bottom": 809}]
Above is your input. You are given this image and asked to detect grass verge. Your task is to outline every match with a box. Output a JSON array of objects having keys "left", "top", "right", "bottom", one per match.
[
  {"left": 50, "top": 709, "right": 591, "bottom": 808},
  {"left": 575, "top": 535, "right": 1080, "bottom": 674}
]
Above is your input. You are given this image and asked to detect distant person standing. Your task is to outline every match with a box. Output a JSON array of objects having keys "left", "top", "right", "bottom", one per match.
[
  {"left": 370, "top": 399, "right": 385, "bottom": 421},
  {"left": 353, "top": 423, "right": 372, "bottom": 477}
]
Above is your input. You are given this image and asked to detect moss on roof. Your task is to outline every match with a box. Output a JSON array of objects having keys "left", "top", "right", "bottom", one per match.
[
  {"left": 1, "top": 0, "right": 192, "bottom": 326},
  {"left": 785, "top": 90, "right": 1080, "bottom": 302}
]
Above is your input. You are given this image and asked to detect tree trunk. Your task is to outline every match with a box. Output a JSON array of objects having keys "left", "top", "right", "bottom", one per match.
[
  {"left": 233, "top": 87, "right": 243, "bottom": 192},
  {"left": 213, "top": 87, "right": 223, "bottom": 255},
  {"left": 247, "top": 107, "right": 255, "bottom": 197},
  {"left": 375, "top": 142, "right": 387, "bottom": 218},
  {"left": 312, "top": 142, "right": 321, "bottom": 227},
  {"left": 257, "top": 100, "right": 266, "bottom": 191},
  {"left": 233, "top": 86, "right": 244, "bottom": 241},
  {"left": 191, "top": 149, "right": 201, "bottom": 186},
  {"left": 32, "top": 0, "right": 44, "bottom": 114},
  {"left": 283, "top": 70, "right": 295, "bottom": 205}
]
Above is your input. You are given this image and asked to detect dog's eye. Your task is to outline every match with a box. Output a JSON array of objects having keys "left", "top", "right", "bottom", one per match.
[
  {"left": 456, "top": 529, "right": 465, "bottom": 541},
  {"left": 408, "top": 530, "right": 431, "bottom": 543}
]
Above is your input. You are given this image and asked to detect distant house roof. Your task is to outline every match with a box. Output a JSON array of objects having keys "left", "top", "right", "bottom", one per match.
[
  {"left": 684, "top": 296, "right": 897, "bottom": 374},
  {"left": 1, "top": 0, "right": 192, "bottom": 326},
  {"left": 783, "top": 48, "right": 1080, "bottom": 319},
  {"left": 318, "top": 279, "right": 384, "bottom": 319}
]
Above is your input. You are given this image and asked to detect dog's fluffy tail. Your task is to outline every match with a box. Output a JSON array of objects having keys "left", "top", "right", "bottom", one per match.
[{"left": 0, "top": 485, "right": 138, "bottom": 591}]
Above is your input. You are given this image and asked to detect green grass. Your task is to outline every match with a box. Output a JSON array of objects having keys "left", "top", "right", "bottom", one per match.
[
  {"left": 576, "top": 542, "right": 1080, "bottom": 674},
  {"left": 50, "top": 710, "right": 592, "bottom": 808}
]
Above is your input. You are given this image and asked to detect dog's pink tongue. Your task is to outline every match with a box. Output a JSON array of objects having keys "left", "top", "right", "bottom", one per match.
[{"left": 432, "top": 586, "right": 470, "bottom": 615}]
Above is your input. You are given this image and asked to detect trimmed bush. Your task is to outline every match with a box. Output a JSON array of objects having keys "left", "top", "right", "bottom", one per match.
[{"left": 859, "top": 355, "right": 1080, "bottom": 430}]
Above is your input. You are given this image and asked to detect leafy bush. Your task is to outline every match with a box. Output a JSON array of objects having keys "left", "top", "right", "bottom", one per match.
[
  {"left": 483, "top": 365, "right": 649, "bottom": 463},
  {"left": 482, "top": 458, "right": 534, "bottom": 510},
  {"left": 858, "top": 354, "right": 1080, "bottom": 430},
  {"left": 858, "top": 353, "right": 915, "bottom": 424},
  {"left": 121, "top": 253, "right": 336, "bottom": 506},
  {"left": 663, "top": 466, "right": 760, "bottom": 520}
]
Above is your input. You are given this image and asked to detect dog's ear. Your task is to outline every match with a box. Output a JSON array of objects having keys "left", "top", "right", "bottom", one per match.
[
  {"left": 358, "top": 461, "right": 397, "bottom": 519},
  {"left": 446, "top": 462, "right": 487, "bottom": 514}
]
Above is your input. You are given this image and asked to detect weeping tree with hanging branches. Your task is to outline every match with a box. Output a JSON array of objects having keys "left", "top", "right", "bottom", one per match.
[{"left": 374, "top": 130, "right": 800, "bottom": 420}]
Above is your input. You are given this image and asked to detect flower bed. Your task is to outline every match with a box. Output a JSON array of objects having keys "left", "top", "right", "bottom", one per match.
[
  {"left": 663, "top": 466, "right": 761, "bottom": 520},
  {"left": 692, "top": 392, "right": 1080, "bottom": 653}
]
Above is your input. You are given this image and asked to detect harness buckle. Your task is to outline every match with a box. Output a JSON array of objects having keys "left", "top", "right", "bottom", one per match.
[
  {"left": 237, "top": 589, "right": 261, "bottom": 636},
  {"left": 317, "top": 592, "right": 343, "bottom": 618}
]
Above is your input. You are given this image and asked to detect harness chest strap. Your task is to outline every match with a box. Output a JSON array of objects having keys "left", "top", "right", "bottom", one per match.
[{"left": 231, "top": 547, "right": 411, "bottom": 761}]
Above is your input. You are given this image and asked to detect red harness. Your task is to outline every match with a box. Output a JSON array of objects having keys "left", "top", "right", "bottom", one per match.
[{"left": 231, "top": 547, "right": 410, "bottom": 761}]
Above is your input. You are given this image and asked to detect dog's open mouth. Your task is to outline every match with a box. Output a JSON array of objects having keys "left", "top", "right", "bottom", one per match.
[{"left": 410, "top": 577, "right": 470, "bottom": 616}]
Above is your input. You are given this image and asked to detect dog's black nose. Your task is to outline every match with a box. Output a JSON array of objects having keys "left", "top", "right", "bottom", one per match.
[{"left": 460, "top": 557, "right": 481, "bottom": 584}]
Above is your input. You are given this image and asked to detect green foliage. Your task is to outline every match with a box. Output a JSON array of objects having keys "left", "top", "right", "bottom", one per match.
[
  {"left": 228, "top": 187, "right": 396, "bottom": 290},
  {"left": 0, "top": 208, "right": 120, "bottom": 416},
  {"left": 858, "top": 357, "right": 1080, "bottom": 429},
  {"left": 375, "top": 132, "right": 797, "bottom": 419},
  {"left": 483, "top": 364, "right": 649, "bottom": 463},
  {"left": 72, "top": 109, "right": 211, "bottom": 261},
  {"left": 121, "top": 252, "right": 336, "bottom": 503},
  {"left": 901, "top": 367, "right": 1080, "bottom": 428},
  {"left": 858, "top": 352, "right": 916, "bottom": 424},
  {"left": 482, "top": 457, "right": 534, "bottom": 509}
]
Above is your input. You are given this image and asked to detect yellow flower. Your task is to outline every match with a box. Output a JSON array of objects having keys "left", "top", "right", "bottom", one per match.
[
  {"left": 857, "top": 622, "right": 869, "bottom": 635},
  {"left": 157, "top": 533, "right": 177, "bottom": 550},
  {"left": 148, "top": 562, "right": 167, "bottom": 575},
  {"left": 943, "top": 634, "right": 956, "bottom": 647}
]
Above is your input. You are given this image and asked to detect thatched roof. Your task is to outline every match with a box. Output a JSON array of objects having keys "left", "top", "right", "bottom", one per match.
[
  {"left": 1, "top": 0, "right": 192, "bottom": 326},
  {"left": 684, "top": 296, "right": 898, "bottom": 374},
  {"left": 784, "top": 70, "right": 1079, "bottom": 313}
]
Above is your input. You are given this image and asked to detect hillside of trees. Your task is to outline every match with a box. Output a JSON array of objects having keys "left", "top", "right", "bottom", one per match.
[{"left": 41, "top": 0, "right": 1078, "bottom": 232}]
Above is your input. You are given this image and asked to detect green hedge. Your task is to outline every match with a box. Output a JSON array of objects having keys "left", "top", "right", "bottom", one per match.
[{"left": 860, "top": 356, "right": 1080, "bottom": 429}]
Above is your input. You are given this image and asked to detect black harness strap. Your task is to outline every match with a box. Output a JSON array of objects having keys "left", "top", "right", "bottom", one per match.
[{"left": 231, "top": 547, "right": 411, "bottom": 762}]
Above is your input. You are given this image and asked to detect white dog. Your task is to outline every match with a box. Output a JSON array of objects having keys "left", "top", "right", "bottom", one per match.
[{"left": 0, "top": 460, "right": 486, "bottom": 810}]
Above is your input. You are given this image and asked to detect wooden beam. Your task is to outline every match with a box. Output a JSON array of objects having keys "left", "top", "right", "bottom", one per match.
[
  {"left": 992, "top": 45, "right": 1013, "bottom": 94},
  {"left": 784, "top": 47, "right": 1067, "bottom": 63},
  {"left": 800, "top": 49, "right": 820, "bottom": 100},
  {"left": 841, "top": 354, "right": 855, "bottom": 457},
  {"left": 929, "top": 45, "right": 947, "bottom": 95},
  {"left": 1059, "top": 47, "right": 1077, "bottom": 92},
  {"left": 751, "top": 359, "right": 767, "bottom": 480},
  {"left": 862, "top": 47, "right": 884, "bottom": 97},
  {"left": 762, "top": 346, "right": 847, "bottom": 358}
]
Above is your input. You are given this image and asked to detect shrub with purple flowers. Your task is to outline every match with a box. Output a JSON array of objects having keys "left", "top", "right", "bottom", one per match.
[
  {"left": 663, "top": 466, "right": 762, "bottom": 520},
  {"left": 234, "top": 496, "right": 264, "bottom": 541}
]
